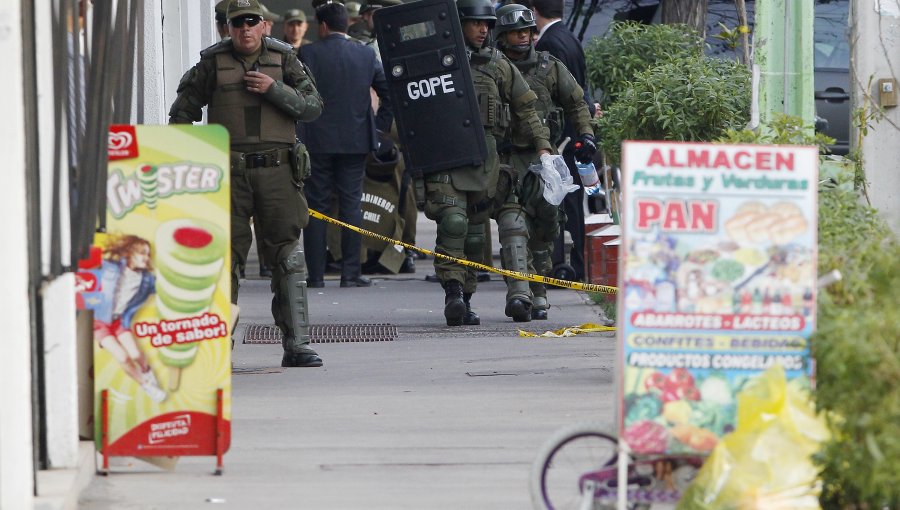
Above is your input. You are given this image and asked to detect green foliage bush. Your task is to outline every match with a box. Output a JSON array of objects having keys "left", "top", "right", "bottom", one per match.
[
  {"left": 814, "top": 167, "right": 900, "bottom": 508},
  {"left": 721, "top": 117, "right": 900, "bottom": 507},
  {"left": 596, "top": 55, "right": 751, "bottom": 164},
  {"left": 585, "top": 21, "right": 705, "bottom": 105}
]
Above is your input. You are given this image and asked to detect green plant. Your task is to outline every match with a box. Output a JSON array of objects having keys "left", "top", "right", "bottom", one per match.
[
  {"left": 814, "top": 166, "right": 900, "bottom": 508},
  {"left": 847, "top": 79, "right": 884, "bottom": 203},
  {"left": 588, "top": 292, "right": 616, "bottom": 322},
  {"left": 718, "top": 113, "right": 835, "bottom": 153},
  {"left": 585, "top": 21, "right": 705, "bottom": 106},
  {"left": 596, "top": 55, "right": 751, "bottom": 164}
]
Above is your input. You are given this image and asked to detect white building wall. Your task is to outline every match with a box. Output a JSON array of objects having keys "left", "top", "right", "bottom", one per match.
[
  {"left": 0, "top": 1, "right": 36, "bottom": 508},
  {"left": 853, "top": 2, "right": 900, "bottom": 233}
]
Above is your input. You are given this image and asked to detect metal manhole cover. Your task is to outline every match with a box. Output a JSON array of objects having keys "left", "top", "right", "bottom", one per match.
[{"left": 243, "top": 323, "right": 397, "bottom": 344}]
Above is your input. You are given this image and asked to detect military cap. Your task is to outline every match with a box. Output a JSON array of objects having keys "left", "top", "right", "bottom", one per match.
[
  {"left": 215, "top": 0, "right": 229, "bottom": 23},
  {"left": 283, "top": 8, "right": 307, "bottom": 23},
  {"left": 226, "top": 0, "right": 265, "bottom": 20},
  {"left": 260, "top": 3, "right": 279, "bottom": 21},
  {"left": 360, "top": 0, "right": 402, "bottom": 14},
  {"left": 346, "top": 1, "right": 361, "bottom": 17}
]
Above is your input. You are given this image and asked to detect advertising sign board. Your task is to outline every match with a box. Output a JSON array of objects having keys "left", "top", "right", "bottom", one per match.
[
  {"left": 78, "top": 125, "right": 232, "bottom": 467},
  {"left": 618, "top": 141, "right": 818, "bottom": 455}
]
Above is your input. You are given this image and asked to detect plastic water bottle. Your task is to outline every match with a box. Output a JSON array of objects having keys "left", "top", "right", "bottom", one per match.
[{"left": 576, "top": 161, "right": 604, "bottom": 196}]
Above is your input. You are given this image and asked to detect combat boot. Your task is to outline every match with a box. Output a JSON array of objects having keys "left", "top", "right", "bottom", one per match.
[
  {"left": 273, "top": 243, "right": 323, "bottom": 368},
  {"left": 505, "top": 298, "right": 532, "bottom": 322},
  {"left": 462, "top": 292, "right": 480, "bottom": 325},
  {"left": 444, "top": 280, "right": 466, "bottom": 326}
]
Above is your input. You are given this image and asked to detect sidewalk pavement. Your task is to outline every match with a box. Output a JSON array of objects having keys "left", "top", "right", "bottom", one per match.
[{"left": 78, "top": 215, "right": 617, "bottom": 510}]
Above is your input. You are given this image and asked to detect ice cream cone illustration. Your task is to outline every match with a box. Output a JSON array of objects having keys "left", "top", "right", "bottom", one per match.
[
  {"left": 155, "top": 219, "right": 226, "bottom": 390},
  {"left": 139, "top": 165, "right": 159, "bottom": 209}
]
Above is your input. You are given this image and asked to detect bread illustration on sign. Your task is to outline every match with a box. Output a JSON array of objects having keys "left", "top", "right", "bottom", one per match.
[{"left": 725, "top": 201, "right": 808, "bottom": 245}]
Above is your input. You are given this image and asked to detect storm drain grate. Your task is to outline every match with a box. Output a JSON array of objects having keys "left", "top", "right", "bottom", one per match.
[{"left": 243, "top": 323, "right": 397, "bottom": 344}]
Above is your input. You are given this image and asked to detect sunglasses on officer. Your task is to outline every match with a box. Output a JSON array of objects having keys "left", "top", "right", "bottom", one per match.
[
  {"left": 230, "top": 15, "right": 263, "bottom": 28},
  {"left": 498, "top": 9, "right": 534, "bottom": 26}
]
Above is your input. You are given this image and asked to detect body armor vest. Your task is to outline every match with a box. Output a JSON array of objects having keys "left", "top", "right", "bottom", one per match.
[
  {"left": 209, "top": 50, "right": 295, "bottom": 146},
  {"left": 517, "top": 51, "right": 564, "bottom": 145},
  {"left": 470, "top": 49, "right": 511, "bottom": 138}
]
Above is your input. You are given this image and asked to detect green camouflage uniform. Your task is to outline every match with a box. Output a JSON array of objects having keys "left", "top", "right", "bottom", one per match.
[
  {"left": 501, "top": 48, "right": 592, "bottom": 313},
  {"left": 168, "top": 36, "right": 323, "bottom": 357},
  {"left": 424, "top": 46, "right": 550, "bottom": 298}
]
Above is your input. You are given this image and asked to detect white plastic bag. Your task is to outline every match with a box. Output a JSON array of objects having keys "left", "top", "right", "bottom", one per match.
[{"left": 530, "top": 153, "right": 579, "bottom": 206}]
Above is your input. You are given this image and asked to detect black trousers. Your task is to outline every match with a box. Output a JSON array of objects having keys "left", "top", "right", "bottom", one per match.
[
  {"left": 303, "top": 153, "right": 367, "bottom": 281},
  {"left": 552, "top": 148, "right": 586, "bottom": 281}
]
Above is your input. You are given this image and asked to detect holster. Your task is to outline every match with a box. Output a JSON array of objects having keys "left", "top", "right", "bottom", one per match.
[{"left": 289, "top": 140, "right": 310, "bottom": 189}]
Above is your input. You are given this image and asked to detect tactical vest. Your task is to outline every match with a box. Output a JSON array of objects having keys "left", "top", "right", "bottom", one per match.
[
  {"left": 519, "top": 51, "right": 565, "bottom": 144},
  {"left": 469, "top": 49, "right": 511, "bottom": 139},
  {"left": 208, "top": 49, "right": 295, "bottom": 146}
]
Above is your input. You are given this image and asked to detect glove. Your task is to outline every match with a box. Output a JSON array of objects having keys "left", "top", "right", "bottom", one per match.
[{"left": 572, "top": 134, "right": 597, "bottom": 164}]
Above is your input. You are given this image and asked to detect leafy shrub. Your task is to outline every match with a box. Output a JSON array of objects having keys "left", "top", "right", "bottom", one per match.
[
  {"left": 596, "top": 55, "right": 751, "bottom": 164},
  {"left": 722, "top": 117, "right": 900, "bottom": 507},
  {"left": 814, "top": 167, "right": 900, "bottom": 508},
  {"left": 718, "top": 113, "right": 835, "bottom": 153},
  {"left": 585, "top": 21, "right": 705, "bottom": 105}
]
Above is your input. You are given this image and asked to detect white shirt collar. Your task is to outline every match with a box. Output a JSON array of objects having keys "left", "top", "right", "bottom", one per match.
[{"left": 537, "top": 18, "right": 561, "bottom": 42}]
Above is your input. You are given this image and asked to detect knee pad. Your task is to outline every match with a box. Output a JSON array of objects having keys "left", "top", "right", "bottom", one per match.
[
  {"left": 464, "top": 220, "right": 485, "bottom": 263},
  {"left": 497, "top": 209, "right": 529, "bottom": 241},
  {"left": 271, "top": 241, "right": 307, "bottom": 291},
  {"left": 438, "top": 210, "right": 467, "bottom": 252}
]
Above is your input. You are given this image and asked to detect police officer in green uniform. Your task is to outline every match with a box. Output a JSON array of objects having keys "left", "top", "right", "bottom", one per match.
[
  {"left": 169, "top": 0, "right": 325, "bottom": 367},
  {"left": 215, "top": 0, "right": 230, "bottom": 40},
  {"left": 494, "top": 3, "right": 594, "bottom": 320},
  {"left": 347, "top": 0, "right": 401, "bottom": 60},
  {"left": 424, "top": 0, "right": 551, "bottom": 326}
]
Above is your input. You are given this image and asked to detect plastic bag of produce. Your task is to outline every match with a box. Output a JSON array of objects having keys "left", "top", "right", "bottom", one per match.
[{"left": 676, "top": 365, "right": 829, "bottom": 510}]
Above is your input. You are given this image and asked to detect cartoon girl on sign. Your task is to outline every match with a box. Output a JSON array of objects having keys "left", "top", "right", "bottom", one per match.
[{"left": 92, "top": 234, "right": 166, "bottom": 402}]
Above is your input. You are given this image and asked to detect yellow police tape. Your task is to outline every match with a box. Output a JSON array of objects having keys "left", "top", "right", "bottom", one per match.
[
  {"left": 308, "top": 209, "right": 617, "bottom": 294},
  {"left": 518, "top": 323, "right": 617, "bottom": 338}
]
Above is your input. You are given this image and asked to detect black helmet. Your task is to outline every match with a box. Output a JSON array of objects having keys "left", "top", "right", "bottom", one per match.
[
  {"left": 456, "top": 0, "right": 496, "bottom": 27},
  {"left": 494, "top": 4, "right": 535, "bottom": 35}
]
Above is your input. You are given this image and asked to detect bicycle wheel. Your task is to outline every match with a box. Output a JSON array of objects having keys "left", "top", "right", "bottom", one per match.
[{"left": 529, "top": 422, "right": 622, "bottom": 510}]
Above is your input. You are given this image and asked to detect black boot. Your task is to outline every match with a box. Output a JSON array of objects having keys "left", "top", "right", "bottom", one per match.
[
  {"left": 462, "top": 293, "right": 480, "bottom": 325},
  {"left": 505, "top": 298, "right": 533, "bottom": 323},
  {"left": 531, "top": 308, "right": 548, "bottom": 320},
  {"left": 399, "top": 250, "right": 416, "bottom": 274},
  {"left": 281, "top": 350, "right": 323, "bottom": 367},
  {"left": 444, "top": 280, "right": 466, "bottom": 326}
]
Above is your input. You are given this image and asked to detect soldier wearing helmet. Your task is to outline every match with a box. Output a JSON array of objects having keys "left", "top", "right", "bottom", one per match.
[
  {"left": 493, "top": 3, "right": 594, "bottom": 320},
  {"left": 422, "top": 0, "right": 550, "bottom": 326}
]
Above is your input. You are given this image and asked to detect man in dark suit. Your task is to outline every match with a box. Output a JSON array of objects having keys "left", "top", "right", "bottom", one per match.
[
  {"left": 527, "top": 0, "right": 597, "bottom": 283},
  {"left": 298, "top": 1, "right": 393, "bottom": 288}
]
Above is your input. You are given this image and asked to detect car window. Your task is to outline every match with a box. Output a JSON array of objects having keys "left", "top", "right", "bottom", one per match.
[{"left": 814, "top": 0, "right": 850, "bottom": 70}]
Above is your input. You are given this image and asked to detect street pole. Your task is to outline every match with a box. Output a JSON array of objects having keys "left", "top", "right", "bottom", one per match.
[{"left": 753, "top": 0, "right": 815, "bottom": 132}]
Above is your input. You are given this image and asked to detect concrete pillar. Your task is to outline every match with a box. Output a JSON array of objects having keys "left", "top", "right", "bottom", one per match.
[
  {"left": 852, "top": 2, "right": 900, "bottom": 232},
  {"left": 0, "top": 2, "right": 36, "bottom": 509},
  {"left": 42, "top": 275, "right": 80, "bottom": 468},
  {"left": 754, "top": 0, "right": 816, "bottom": 129}
]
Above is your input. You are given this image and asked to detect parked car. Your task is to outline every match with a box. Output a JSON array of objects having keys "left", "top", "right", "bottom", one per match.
[
  {"left": 570, "top": 0, "right": 850, "bottom": 154},
  {"left": 813, "top": 0, "right": 850, "bottom": 155}
]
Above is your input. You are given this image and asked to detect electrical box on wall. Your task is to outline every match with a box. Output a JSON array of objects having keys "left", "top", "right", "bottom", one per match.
[{"left": 879, "top": 78, "right": 897, "bottom": 108}]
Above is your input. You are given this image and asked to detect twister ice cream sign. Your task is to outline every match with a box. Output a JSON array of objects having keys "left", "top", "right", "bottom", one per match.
[
  {"left": 78, "top": 125, "right": 231, "bottom": 460},
  {"left": 617, "top": 142, "right": 817, "bottom": 456}
]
